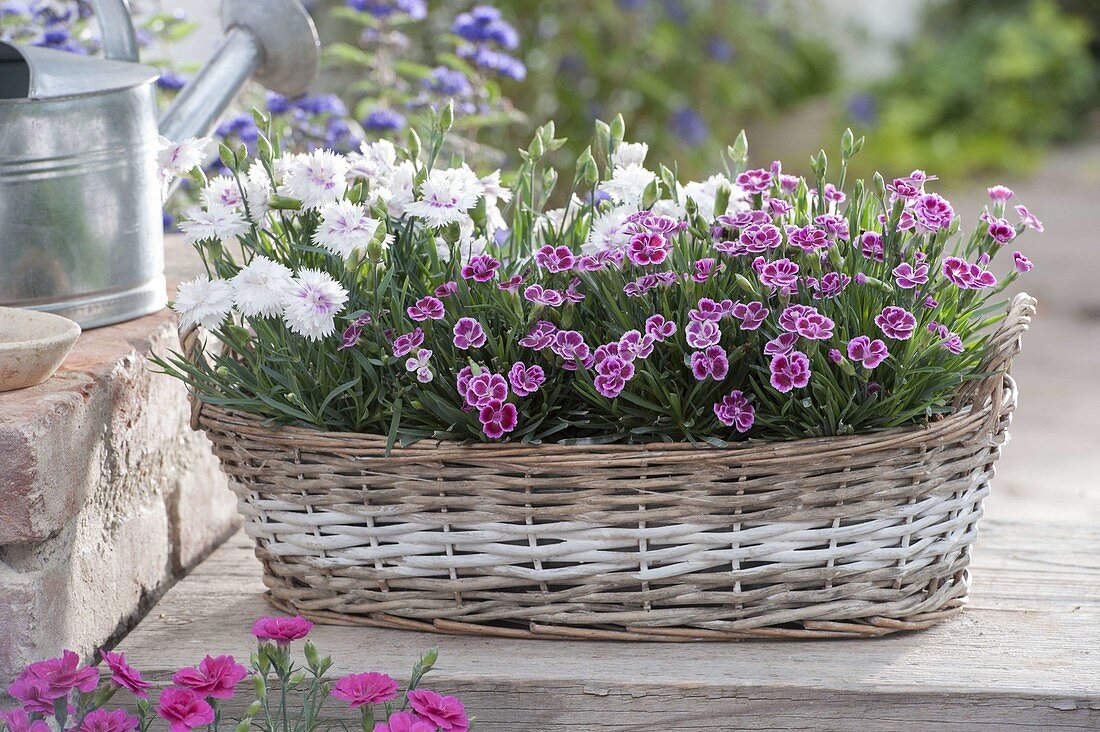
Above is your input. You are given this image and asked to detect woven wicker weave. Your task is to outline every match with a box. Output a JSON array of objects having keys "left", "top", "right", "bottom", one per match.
[{"left": 184, "top": 294, "right": 1036, "bottom": 640}]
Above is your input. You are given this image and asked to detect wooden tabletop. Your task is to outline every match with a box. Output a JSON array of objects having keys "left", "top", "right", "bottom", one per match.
[{"left": 116, "top": 521, "right": 1100, "bottom": 731}]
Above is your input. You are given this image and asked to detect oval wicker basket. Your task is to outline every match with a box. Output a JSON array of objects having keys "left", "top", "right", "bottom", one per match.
[{"left": 183, "top": 294, "right": 1036, "bottom": 641}]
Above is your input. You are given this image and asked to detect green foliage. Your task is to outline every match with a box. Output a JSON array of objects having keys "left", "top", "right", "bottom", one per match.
[{"left": 858, "top": 0, "right": 1098, "bottom": 177}]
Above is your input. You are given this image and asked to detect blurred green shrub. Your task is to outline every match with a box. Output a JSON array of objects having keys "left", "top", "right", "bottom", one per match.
[{"left": 855, "top": 0, "right": 1098, "bottom": 177}]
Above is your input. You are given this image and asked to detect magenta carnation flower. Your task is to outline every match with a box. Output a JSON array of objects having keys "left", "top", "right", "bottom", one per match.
[
  {"left": 498, "top": 274, "right": 524, "bottom": 291},
  {"left": 985, "top": 216, "right": 1016, "bottom": 244},
  {"left": 618, "top": 330, "right": 655, "bottom": 359},
  {"left": 807, "top": 271, "right": 850, "bottom": 300},
  {"left": 519, "top": 321, "right": 557, "bottom": 350},
  {"left": 786, "top": 225, "right": 828, "bottom": 252},
  {"left": 688, "top": 297, "right": 725, "bottom": 323},
  {"left": 644, "top": 314, "right": 677, "bottom": 341},
  {"left": 827, "top": 348, "right": 843, "bottom": 364},
  {"left": 250, "top": 616, "right": 313, "bottom": 646},
  {"left": 874, "top": 306, "right": 917, "bottom": 340},
  {"left": 892, "top": 262, "right": 929, "bottom": 289},
  {"left": 756, "top": 257, "right": 799, "bottom": 292},
  {"left": 738, "top": 223, "right": 782, "bottom": 253},
  {"left": 823, "top": 183, "right": 846, "bottom": 203},
  {"left": 735, "top": 167, "right": 772, "bottom": 194},
  {"left": 434, "top": 281, "right": 458, "bottom": 298},
  {"left": 535, "top": 244, "right": 575, "bottom": 273},
  {"left": 690, "top": 345, "right": 729, "bottom": 381},
  {"left": 452, "top": 318, "right": 487, "bottom": 349},
  {"left": 406, "top": 690, "right": 469, "bottom": 732},
  {"left": 913, "top": 193, "right": 954, "bottom": 233},
  {"left": 459, "top": 254, "right": 500, "bottom": 282},
  {"left": 942, "top": 257, "right": 997, "bottom": 290},
  {"left": 478, "top": 400, "right": 518, "bottom": 439},
  {"left": 392, "top": 328, "right": 425, "bottom": 357},
  {"left": 685, "top": 319, "right": 721, "bottom": 349},
  {"left": 406, "top": 296, "right": 445, "bottom": 322},
  {"left": 814, "top": 214, "right": 849, "bottom": 240},
  {"left": 102, "top": 651, "right": 152, "bottom": 699},
  {"left": 769, "top": 198, "right": 793, "bottom": 217},
  {"left": 551, "top": 330, "right": 590, "bottom": 362},
  {"left": 464, "top": 372, "right": 508, "bottom": 408},
  {"left": 523, "top": 284, "right": 566, "bottom": 307},
  {"left": 2, "top": 709, "right": 49, "bottom": 732},
  {"left": 14, "top": 651, "right": 98, "bottom": 702},
  {"left": 987, "top": 185, "right": 1014, "bottom": 203},
  {"left": 764, "top": 332, "right": 798, "bottom": 357},
  {"left": 713, "top": 390, "right": 754, "bottom": 433},
  {"left": 508, "top": 362, "right": 545, "bottom": 397},
  {"left": 847, "top": 336, "right": 889, "bottom": 369},
  {"left": 172, "top": 656, "right": 247, "bottom": 700},
  {"left": 330, "top": 672, "right": 400, "bottom": 709},
  {"left": 731, "top": 301, "right": 768, "bottom": 330},
  {"left": 778, "top": 305, "right": 815, "bottom": 332},
  {"left": 374, "top": 711, "right": 435, "bottom": 732},
  {"left": 1013, "top": 251, "right": 1034, "bottom": 273},
  {"left": 626, "top": 231, "right": 669, "bottom": 266},
  {"left": 769, "top": 351, "right": 811, "bottom": 393},
  {"left": 78, "top": 708, "right": 139, "bottom": 732},
  {"left": 691, "top": 257, "right": 720, "bottom": 283},
  {"left": 594, "top": 355, "right": 635, "bottom": 398},
  {"left": 156, "top": 688, "right": 215, "bottom": 732},
  {"left": 1014, "top": 204, "right": 1043, "bottom": 232},
  {"left": 859, "top": 231, "right": 884, "bottom": 262}
]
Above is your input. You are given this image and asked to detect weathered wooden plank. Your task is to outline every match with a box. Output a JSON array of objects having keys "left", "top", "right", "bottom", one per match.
[{"left": 114, "top": 522, "right": 1100, "bottom": 731}]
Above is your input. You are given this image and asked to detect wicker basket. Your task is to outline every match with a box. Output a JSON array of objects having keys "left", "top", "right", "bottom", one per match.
[{"left": 183, "top": 293, "right": 1035, "bottom": 641}]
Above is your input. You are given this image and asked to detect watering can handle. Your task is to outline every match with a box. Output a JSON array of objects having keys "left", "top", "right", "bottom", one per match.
[{"left": 90, "top": 0, "right": 141, "bottom": 62}]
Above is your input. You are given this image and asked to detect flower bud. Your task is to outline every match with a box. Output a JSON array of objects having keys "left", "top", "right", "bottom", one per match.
[
  {"left": 641, "top": 179, "right": 659, "bottom": 210},
  {"left": 407, "top": 128, "right": 421, "bottom": 161},
  {"left": 304, "top": 640, "right": 319, "bottom": 668},
  {"left": 253, "top": 674, "right": 267, "bottom": 699},
  {"left": 713, "top": 183, "right": 731, "bottom": 218},
  {"left": 439, "top": 99, "right": 455, "bottom": 133},
  {"left": 269, "top": 195, "right": 303, "bottom": 211},
  {"left": 610, "top": 113, "right": 625, "bottom": 150}
]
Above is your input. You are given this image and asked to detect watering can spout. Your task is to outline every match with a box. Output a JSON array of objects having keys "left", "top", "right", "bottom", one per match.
[{"left": 88, "top": 0, "right": 320, "bottom": 143}]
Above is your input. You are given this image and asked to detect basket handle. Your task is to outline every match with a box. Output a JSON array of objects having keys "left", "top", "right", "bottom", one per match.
[
  {"left": 178, "top": 325, "right": 207, "bottom": 431},
  {"left": 954, "top": 292, "right": 1037, "bottom": 421}
]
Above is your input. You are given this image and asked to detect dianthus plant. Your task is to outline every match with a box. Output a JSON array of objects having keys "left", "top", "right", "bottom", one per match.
[{"left": 154, "top": 107, "right": 1038, "bottom": 447}]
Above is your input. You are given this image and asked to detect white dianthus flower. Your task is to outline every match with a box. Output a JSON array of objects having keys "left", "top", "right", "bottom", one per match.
[
  {"left": 243, "top": 165, "right": 273, "bottom": 220},
  {"left": 230, "top": 256, "right": 295, "bottom": 318},
  {"left": 201, "top": 176, "right": 243, "bottom": 210},
  {"left": 282, "top": 150, "right": 350, "bottom": 209},
  {"left": 347, "top": 140, "right": 397, "bottom": 185},
  {"left": 611, "top": 141, "right": 649, "bottom": 168},
  {"left": 371, "top": 160, "right": 417, "bottom": 218},
  {"left": 312, "top": 200, "right": 383, "bottom": 259},
  {"left": 282, "top": 269, "right": 349, "bottom": 341},
  {"left": 179, "top": 205, "right": 250, "bottom": 244},
  {"left": 583, "top": 205, "right": 635, "bottom": 254},
  {"left": 172, "top": 275, "right": 233, "bottom": 331},
  {"left": 682, "top": 174, "right": 749, "bottom": 219},
  {"left": 157, "top": 135, "right": 210, "bottom": 201},
  {"left": 599, "top": 163, "right": 656, "bottom": 208},
  {"left": 404, "top": 165, "right": 484, "bottom": 228}
]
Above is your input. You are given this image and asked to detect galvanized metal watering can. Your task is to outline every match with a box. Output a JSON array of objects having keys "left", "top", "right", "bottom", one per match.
[{"left": 0, "top": 0, "right": 320, "bottom": 328}]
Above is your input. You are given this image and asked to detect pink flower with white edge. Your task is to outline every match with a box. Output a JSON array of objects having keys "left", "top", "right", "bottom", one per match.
[
  {"left": 875, "top": 306, "right": 917, "bottom": 340},
  {"left": 460, "top": 254, "right": 500, "bottom": 282},
  {"left": 452, "top": 318, "right": 486, "bottom": 349},
  {"left": 435, "top": 281, "right": 458, "bottom": 298},
  {"left": 689, "top": 298, "right": 726, "bottom": 323},
  {"left": 735, "top": 168, "right": 772, "bottom": 194},
  {"left": 594, "top": 356, "right": 635, "bottom": 398},
  {"left": 251, "top": 616, "right": 313, "bottom": 646},
  {"left": 645, "top": 314, "right": 677, "bottom": 341},
  {"left": 464, "top": 373, "right": 508, "bottom": 408},
  {"left": 172, "top": 656, "right": 247, "bottom": 700},
  {"left": 793, "top": 311, "right": 833, "bottom": 340},
  {"left": 1015, "top": 204, "right": 1044, "bottom": 233},
  {"left": 498, "top": 274, "right": 524, "bottom": 292},
  {"left": 519, "top": 321, "right": 557, "bottom": 350},
  {"left": 392, "top": 327, "right": 425, "bottom": 357},
  {"left": 713, "top": 390, "right": 755, "bottom": 433},
  {"left": 814, "top": 214, "right": 849, "bottom": 240},
  {"left": 756, "top": 257, "right": 799, "bottom": 292},
  {"left": 156, "top": 687, "right": 215, "bottom": 732},
  {"left": 330, "top": 673, "right": 400, "bottom": 709},
  {"left": 787, "top": 225, "right": 828, "bottom": 253},
  {"left": 404, "top": 349, "right": 434, "bottom": 383},
  {"left": 859, "top": 231, "right": 884, "bottom": 262},
  {"left": 823, "top": 183, "right": 846, "bottom": 203},
  {"left": 523, "top": 284, "right": 566, "bottom": 307},
  {"left": 373, "top": 711, "right": 436, "bottom": 732},
  {"left": 1013, "top": 251, "right": 1034, "bottom": 273},
  {"left": 551, "top": 330, "right": 590, "bottom": 362},
  {"left": 691, "top": 346, "right": 730, "bottom": 381},
  {"left": 731, "top": 301, "right": 769, "bottom": 330},
  {"left": 691, "top": 258, "right": 720, "bottom": 283},
  {"left": 942, "top": 257, "right": 997, "bottom": 290},
  {"left": 764, "top": 332, "right": 799, "bottom": 357},
  {"left": 778, "top": 305, "right": 816, "bottom": 333},
  {"left": 913, "top": 193, "right": 954, "bottom": 234},
  {"left": 627, "top": 231, "right": 670, "bottom": 266},
  {"left": 508, "top": 362, "right": 545, "bottom": 397},
  {"left": 619, "top": 330, "right": 655, "bottom": 359},
  {"left": 102, "top": 651, "right": 152, "bottom": 699},
  {"left": 478, "top": 400, "right": 518, "bottom": 439},
  {"left": 79, "top": 708, "right": 139, "bottom": 732},
  {"left": 406, "top": 296, "right": 445, "bottom": 322},
  {"left": 988, "top": 185, "right": 1014, "bottom": 203},
  {"left": 769, "top": 351, "right": 811, "bottom": 393},
  {"left": 685, "top": 320, "right": 721, "bottom": 349},
  {"left": 985, "top": 216, "right": 1016, "bottom": 244},
  {"left": 738, "top": 223, "right": 782, "bottom": 253},
  {"left": 808, "top": 271, "right": 850, "bottom": 300},
  {"left": 564, "top": 277, "right": 585, "bottom": 303},
  {"left": 535, "top": 245, "right": 575, "bottom": 273},
  {"left": 847, "top": 336, "right": 889, "bottom": 369},
  {"left": 892, "top": 262, "right": 929, "bottom": 290},
  {"left": 407, "top": 690, "right": 470, "bottom": 732}
]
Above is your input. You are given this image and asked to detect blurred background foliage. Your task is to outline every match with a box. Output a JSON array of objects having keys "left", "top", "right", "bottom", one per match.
[{"left": 4, "top": 0, "right": 1099, "bottom": 182}]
